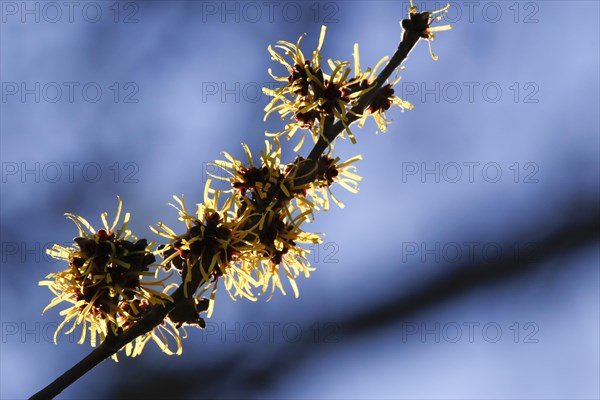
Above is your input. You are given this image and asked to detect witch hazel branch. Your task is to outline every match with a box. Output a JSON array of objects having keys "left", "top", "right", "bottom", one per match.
[{"left": 32, "top": 3, "right": 452, "bottom": 398}]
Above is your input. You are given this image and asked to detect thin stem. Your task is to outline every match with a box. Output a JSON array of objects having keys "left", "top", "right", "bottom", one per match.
[{"left": 30, "top": 24, "right": 424, "bottom": 400}]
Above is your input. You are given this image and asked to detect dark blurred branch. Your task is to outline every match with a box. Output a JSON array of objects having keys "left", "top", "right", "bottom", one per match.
[
  {"left": 342, "top": 208, "right": 599, "bottom": 337},
  {"left": 113, "top": 204, "right": 599, "bottom": 398}
]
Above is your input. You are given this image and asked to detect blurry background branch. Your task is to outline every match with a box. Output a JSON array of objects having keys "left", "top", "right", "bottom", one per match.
[{"left": 112, "top": 199, "right": 599, "bottom": 398}]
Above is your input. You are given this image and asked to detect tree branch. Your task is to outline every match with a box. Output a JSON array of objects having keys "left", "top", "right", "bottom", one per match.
[{"left": 30, "top": 23, "right": 424, "bottom": 400}]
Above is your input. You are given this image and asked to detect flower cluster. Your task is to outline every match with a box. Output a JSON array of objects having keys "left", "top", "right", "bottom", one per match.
[
  {"left": 41, "top": 198, "right": 209, "bottom": 359},
  {"left": 263, "top": 26, "right": 413, "bottom": 147},
  {"left": 40, "top": 3, "right": 451, "bottom": 360},
  {"left": 153, "top": 139, "right": 361, "bottom": 317}
]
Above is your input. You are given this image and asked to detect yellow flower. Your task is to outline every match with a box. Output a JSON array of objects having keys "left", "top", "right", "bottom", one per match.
[
  {"left": 40, "top": 197, "right": 177, "bottom": 360},
  {"left": 154, "top": 139, "right": 333, "bottom": 314},
  {"left": 209, "top": 140, "right": 359, "bottom": 296},
  {"left": 403, "top": 1, "right": 453, "bottom": 61},
  {"left": 349, "top": 43, "right": 414, "bottom": 133},
  {"left": 264, "top": 25, "right": 418, "bottom": 144},
  {"left": 306, "top": 154, "right": 363, "bottom": 210},
  {"left": 263, "top": 26, "right": 376, "bottom": 148},
  {"left": 152, "top": 190, "right": 238, "bottom": 316}
]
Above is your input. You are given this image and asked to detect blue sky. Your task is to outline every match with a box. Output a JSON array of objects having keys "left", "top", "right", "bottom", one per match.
[{"left": 1, "top": 1, "right": 599, "bottom": 398}]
